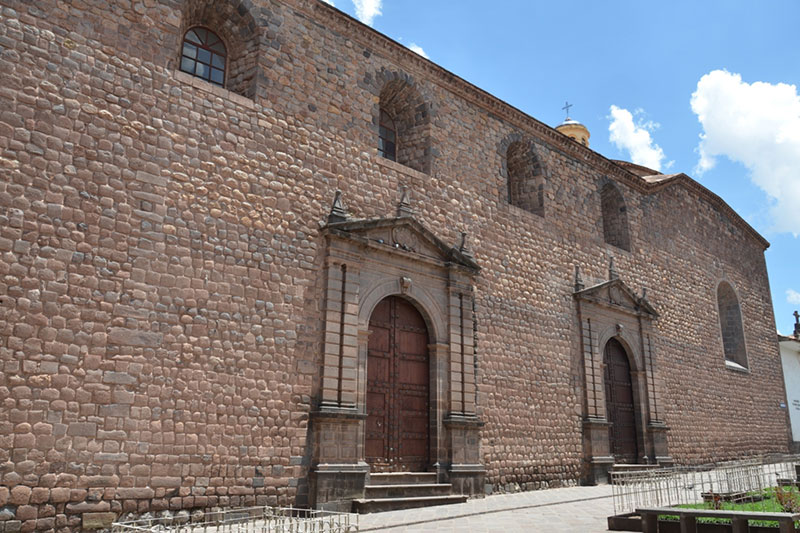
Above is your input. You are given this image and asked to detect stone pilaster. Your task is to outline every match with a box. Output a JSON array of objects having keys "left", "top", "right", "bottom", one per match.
[
  {"left": 320, "top": 258, "right": 360, "bottom": 410},
  {"left": 581, "top": 316, "right": 604, "bottom": 419},
  {"left": 448, "top": 282, "right": 477, "bottom": 415},
  {"left": 312, "top": 256, "right": 367, "bottom": 511}
]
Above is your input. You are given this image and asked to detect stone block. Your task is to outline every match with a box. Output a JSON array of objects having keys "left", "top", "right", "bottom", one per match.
[
  {"left": 67, "top": 423, "right": 96, "bottom": 437},
  {"left": 116, "top": 488, "right": 154, "bottom": 500},
  {"left": 107, "top": 328, "right": 163, "bottom": 347},
  {"left": 81, "top": 512, "right": 116, "bottom": 530},
  {"left": 150, "top": 477, "right": 182, "bottom": 488}
]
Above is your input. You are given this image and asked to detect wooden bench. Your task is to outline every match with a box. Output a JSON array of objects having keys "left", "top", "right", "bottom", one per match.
[{"left": 637, "top": 507, "right": 800, "bottom": 533}]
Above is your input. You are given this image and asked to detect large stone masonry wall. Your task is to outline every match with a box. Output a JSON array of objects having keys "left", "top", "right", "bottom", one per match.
[{"left": 0, "top": 0, "right": 788, "bottom": 528}]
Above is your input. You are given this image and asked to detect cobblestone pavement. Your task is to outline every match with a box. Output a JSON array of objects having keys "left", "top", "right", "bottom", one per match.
[{"left": 357, "top": 485, "right": 616, "bottom": 532}]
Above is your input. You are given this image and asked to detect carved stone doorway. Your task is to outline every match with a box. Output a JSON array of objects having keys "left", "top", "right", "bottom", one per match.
[
  {"left": 604, "top": 338, "right": 639, "bottom": 463},
  {"left": 365, "top": 296, "right": 430, "bottom": 472},
  {"left": 310, "top": 204, "right": 485, "bottom": 509}
]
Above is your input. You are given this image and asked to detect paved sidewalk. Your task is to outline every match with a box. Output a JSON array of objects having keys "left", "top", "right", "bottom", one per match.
[{"left": 358, "top": 484, "right": 616, "bottom": 532}]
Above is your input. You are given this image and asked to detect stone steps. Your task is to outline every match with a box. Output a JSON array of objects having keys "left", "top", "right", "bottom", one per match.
[
  {"left": 353, "top": 494, "right": 468, "bottom": 513},
  {"left": 368, "top": 472, "right": 438, "bottom": 485},
  {"left": 610, "top": 464, "right": 661, "bottom": 472},
  {"left": 353, "top": 472, "right": 467, "bottom": 513},
  {"left": 364, "top": 482, "right": 453, "bottom": 499}
]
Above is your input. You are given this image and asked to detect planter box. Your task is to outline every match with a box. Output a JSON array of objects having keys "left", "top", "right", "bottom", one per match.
[{"left": 608, "top": 513, "right": 799, "bottom": 532}]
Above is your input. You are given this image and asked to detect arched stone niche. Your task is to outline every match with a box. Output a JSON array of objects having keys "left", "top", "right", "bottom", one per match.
[
  {"left": 309, "top": 206, "right": 484, "bottom": 510},
  {"left": 367, "top": 69, "right": 435, "bottom": 174},
  {"left": 498, "top": 133, "right": 545, "bottom": 216},
  {"left": 600, "top": 181, "right": 631, "bottom": 251},
  {"left": 573, "top": 269, "right": 671, "bottom": 484}
]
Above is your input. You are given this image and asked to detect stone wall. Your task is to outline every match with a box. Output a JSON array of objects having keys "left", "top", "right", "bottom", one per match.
[{"left": 0, "top": 0, "right": 788, "bottom": 529}]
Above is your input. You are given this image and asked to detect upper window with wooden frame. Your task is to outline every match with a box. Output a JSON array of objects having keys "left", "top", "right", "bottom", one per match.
[
  {"left": 378, "top": 109, "right": 397, "bottom": 162},
  {"left": 180, "top": 27, "right": 227, "bottom": 87}
]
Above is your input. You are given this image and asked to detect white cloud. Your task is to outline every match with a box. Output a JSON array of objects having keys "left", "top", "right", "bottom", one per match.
[
  {"left": 691, "top": 70, "right": 800, "bottom": 236},
  {"left": 352, "top": 0, "right": 382, "bottom": 26},
  {"left": 321, "top": 0, "right": 334, "bottom": 5},
  {"left": 407, "top": 43, "right": 429, "bottom": 59},
  {"left": 788, "top": 289, "right": 800, "bottom": 305},
  {"left": 608, "top": 105, "right": 670, "bottom": 172}
]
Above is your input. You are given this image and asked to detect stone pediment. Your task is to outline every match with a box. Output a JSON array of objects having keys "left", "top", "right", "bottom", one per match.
[
  {"left": 574, "top": 278, "right": 657, "bottom": 318},
  {"left": 324, "top": 216, "right": 480, "bottom": 272}
]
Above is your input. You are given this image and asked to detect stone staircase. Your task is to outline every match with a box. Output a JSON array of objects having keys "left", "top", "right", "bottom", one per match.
[{"left": 352, "top": 472, "right": 468, "bottom": 513}]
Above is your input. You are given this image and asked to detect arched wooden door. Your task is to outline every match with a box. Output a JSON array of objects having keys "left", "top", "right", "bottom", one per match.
[
  {"left": 604, "top": 338, "right": 639, "bottom": 463},
  {"left": 366, "top": 296, "right": 430, "bottom": 471}
]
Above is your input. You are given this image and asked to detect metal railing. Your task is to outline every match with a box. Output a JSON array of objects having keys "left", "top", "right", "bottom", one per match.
[
  {"left": 611, "top": 454, "right": 800, "bottom": 516},
  {"left": 112, "top": 506, "right": 359, "bottom": 533}
]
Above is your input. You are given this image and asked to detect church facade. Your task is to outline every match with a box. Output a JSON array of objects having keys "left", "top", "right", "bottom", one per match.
[{"left": 0, "top": 0, "right": 790, "bottom": 527}]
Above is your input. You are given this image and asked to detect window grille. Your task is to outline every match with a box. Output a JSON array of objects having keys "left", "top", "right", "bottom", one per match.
[{"left": 180, "top": 27, "right": 226, "bottom": 87}]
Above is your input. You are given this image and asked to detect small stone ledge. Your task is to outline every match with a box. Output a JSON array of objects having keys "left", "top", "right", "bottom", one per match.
[
  {"left": 314, "top": 462, "right": 370, "bottom": 474},
  {"left": 449, "top": 463, "right": 485, "bottom": 473},
  {"left": 173, "top": 70, "right": 257, "bottom": 110},
  {"left": 311, "top": 408, "right": 367, "bottom": 421},
  {"left": 443, "top": 413, "right": 484, "bottom": 428},
  {"left": 582, "top": 417, "right": 610, "bottom": 428},
  {"left": 724, "top": 359, "right": 750, "bottom": 373},
  {"left": 374, "top": 154, "right": 429, "bottom": 180}
]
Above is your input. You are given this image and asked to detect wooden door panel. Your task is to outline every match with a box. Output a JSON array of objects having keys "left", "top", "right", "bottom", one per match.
[
  {"left": 365, "top": 436, "right": 385, "bottom": 461},
  {"left": 368, "top": 325, "right": 390, "bottom": 353},
  {"left": 397, "top": 359, "right": 428, "bottom": 385},
  {"left": 401, "top": 438, "right": 428, "bottom": 456},
  {"left": 367, "top": 391, "right": 386, "bottom": 411},
  {"left": 604, "top": 338, "right": 639, "bottom": 463},
  {"left": 371, "top": 298, "right": 392, "bottom": 323},
  {"left": 400, "top": 395, "right": 427, "bottom": 410},
  {"left": 366, "top": 296, "right": 430, "bottom": 472},
  {"left": 401, "top": 414, "right": 428, "bottom": 433},
  {"left": 367, "top": 352, "right": 390, "bottom": 381},
  {"left": 394, "top": 298, "right": 426, "bottom": 328},
  {"left": 398, "top": 330, "right": 427, "bottom": 355}
]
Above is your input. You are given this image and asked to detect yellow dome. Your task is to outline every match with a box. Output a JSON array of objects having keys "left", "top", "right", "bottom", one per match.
[{"left": 556, "top": 116, "right": 590, "bottom": 147}]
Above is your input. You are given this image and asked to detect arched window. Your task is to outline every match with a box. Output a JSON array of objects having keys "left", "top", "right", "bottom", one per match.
[
  {"left": 180, "top": 27, "right": 226, "bottom": 87},
  {"left": 506, "top": 140, "right": 544, "bottom": 216},
  {"left": 378, "top": 109, "right": 397, "bottom": 162},
  {"left": 717, "top": 281, "right": 748, "bottom": 368},
  {"left": 601, "top": 182, "right": 631, "bottom": 251},
  {"left": 178, "top": 0, "right": 259, "bottom": 98}
]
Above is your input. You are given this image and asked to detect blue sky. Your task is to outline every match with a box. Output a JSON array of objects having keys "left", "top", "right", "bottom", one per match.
[{"left": 328, "top": 0, "right": 800, "bottom": 335}]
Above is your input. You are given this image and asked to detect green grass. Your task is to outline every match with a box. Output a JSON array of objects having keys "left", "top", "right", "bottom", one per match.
[{"left": 657, "top": 487, "right": 800, "bottom": 527}]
